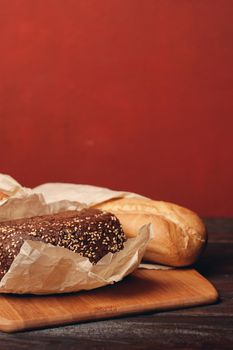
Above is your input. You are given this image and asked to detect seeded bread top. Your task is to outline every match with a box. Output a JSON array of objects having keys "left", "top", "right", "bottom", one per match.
[{"left": 0, "top": 208, "right": 126, "bottom": 280}]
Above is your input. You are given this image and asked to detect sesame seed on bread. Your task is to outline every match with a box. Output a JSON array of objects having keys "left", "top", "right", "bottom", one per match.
[{"left": 0, "top": 208, "right": 126, "bottom": 280}]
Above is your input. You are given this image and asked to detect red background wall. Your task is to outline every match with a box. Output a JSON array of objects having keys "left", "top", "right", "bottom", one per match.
[{"left": 0, "top": 1, "right": 233, "bottom": 216}]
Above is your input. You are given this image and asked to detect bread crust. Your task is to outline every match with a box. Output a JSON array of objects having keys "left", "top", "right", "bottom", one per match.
[
  {"left": 0, "top": 191, "right": 8, "bottom": 200},
  {"left": 0, "top": 209, "right": 126, "bottom": 280},
  {"left": 94, "top": 198, "right": 207, "bottom": 267}
]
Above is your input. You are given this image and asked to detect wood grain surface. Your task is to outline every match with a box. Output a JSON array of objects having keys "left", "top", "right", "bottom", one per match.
[
  {"left": 0, "top": 218, "right": 232, "bottom": 349},
  {"left": 0, "top": 268, "right": 218, "bottom": 333}
]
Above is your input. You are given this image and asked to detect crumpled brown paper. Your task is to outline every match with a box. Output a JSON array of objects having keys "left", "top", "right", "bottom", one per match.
[
  {"left": 34, "top": 182, "right": 145, "bottom": 206},
  {"left": 0, "top": 174, "right": 152, "bottom": 294},
  {"left": 0, "top": 174, "right": 88, "bottom": 222}
]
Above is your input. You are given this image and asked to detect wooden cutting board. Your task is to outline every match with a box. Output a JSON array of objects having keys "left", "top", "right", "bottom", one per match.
[{"left": 0, "top": 269, "right": 218, "bottom": 333}]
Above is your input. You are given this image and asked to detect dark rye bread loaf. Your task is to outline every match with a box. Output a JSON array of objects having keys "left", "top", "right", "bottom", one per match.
[{"left": 0, "top": 208, "right": 126, "bottom": 281}]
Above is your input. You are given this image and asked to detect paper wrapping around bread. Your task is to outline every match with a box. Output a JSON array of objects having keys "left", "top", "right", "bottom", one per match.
[
  {"left": 0, "top": 174, "right": 89, "bottom": 222},
  {"left": 0, "top": 175, "right": 151, "bottom": 294},
  {"left": 34, "top": 182, "right": 207, "bottom": 267},
  {"left": 34, "top": 182, "right": 145, "bottom": 206}
]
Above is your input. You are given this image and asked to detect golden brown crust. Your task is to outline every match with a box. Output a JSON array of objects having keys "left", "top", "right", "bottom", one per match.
[
  {"left": 0, "top": 191, "right": 8, "bottom": 201},
  {"left": 94, "top": 198, "right": 207, "bottom": 267}
]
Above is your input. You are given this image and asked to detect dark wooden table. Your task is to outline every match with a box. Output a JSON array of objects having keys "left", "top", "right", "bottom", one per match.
[{"left": 0, "top": 218, "right": 232, "bottom": 350}]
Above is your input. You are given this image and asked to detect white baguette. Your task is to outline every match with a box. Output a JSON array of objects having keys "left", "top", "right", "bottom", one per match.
[{"left": 94, "top": 198, "right": 207, "bottom": 267}]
